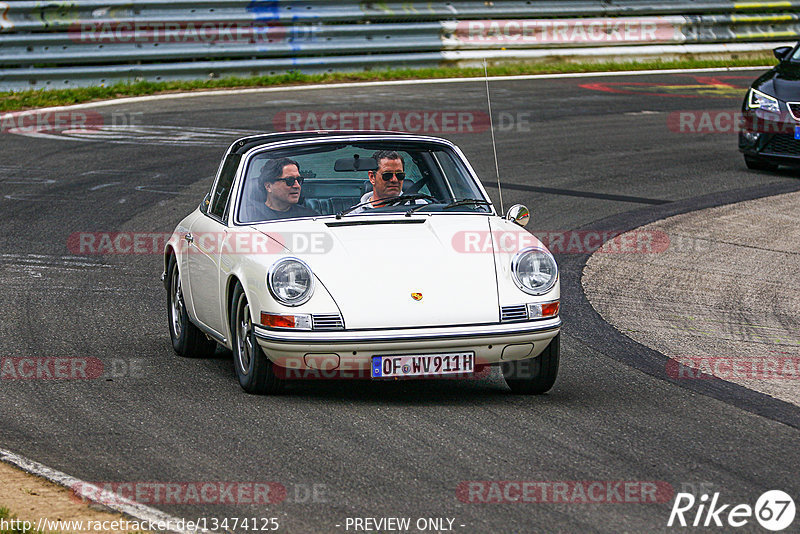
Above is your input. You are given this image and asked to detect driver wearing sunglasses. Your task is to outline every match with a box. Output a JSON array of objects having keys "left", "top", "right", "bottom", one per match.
[
  {"left": 257, "top": 157, "right": 318, "bottom": 221},
  {"left": 350, "top": 150, "right": 421, "bottom": 214}
]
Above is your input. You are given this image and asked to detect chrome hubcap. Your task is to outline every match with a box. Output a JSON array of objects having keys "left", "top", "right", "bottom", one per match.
[
  {"left": 235, "top": 293, "right": 253, "bottom": 375},
  {"left": 170, "top": 266, "right": 184, "bottom": 339}
]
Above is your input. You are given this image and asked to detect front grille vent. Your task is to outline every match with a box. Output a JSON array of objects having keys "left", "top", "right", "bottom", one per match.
[
  {"left": 500, "top": 305, "right": 528, "bottom": 323},
  {"left": 312, "top": 314, "right": 344, "bottom": 330},
  {"left": 763, "top": 134, "right": 800, "bottom": 156}
]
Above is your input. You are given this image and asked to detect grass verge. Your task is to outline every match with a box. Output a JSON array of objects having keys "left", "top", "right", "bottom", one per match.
[{"left": 0, "top": 55, "right": 776, "bottom": 112}]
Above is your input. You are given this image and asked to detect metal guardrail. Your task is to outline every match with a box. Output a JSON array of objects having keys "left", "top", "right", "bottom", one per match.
[
  {"left": 0, "top": 23, "right": 444, "bottom": 65},
  {"left": 0, "top": 1, "right": 798, "bottom": 91},
  {"left": 441, "top": 13, "right": 800, "bottom": 49},
  {"left": 6, "top": 1, "right": 800, "bottom": 29}
]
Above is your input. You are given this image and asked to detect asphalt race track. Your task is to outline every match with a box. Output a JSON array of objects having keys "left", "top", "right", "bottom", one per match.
[{"left": 1, "top": 70, "right": 799, "bottom": 533}]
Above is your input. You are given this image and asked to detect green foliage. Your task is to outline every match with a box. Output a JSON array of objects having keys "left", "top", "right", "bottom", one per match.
[{"left": 0, "top": 56, "right": 776, "bottom": 112}]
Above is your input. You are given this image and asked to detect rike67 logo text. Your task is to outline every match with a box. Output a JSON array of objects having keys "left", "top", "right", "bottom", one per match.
[{"left": 668, "top": 490, "right": 795, "bottom": 531}]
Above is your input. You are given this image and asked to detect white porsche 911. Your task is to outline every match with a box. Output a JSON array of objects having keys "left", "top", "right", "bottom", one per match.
[{"left": 163, "top": 131, "right": 561, "bottom": 394}]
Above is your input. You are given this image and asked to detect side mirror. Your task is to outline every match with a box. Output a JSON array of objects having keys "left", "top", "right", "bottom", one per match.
[
  {"left": 506, "top": 204, "right": 530, "bottom": 227},
  {"left": 201, "top": 192, "right": 212, "bottom": 212},
  {"left": 774, "top": 46, "right": 792, "bottom": 61}
]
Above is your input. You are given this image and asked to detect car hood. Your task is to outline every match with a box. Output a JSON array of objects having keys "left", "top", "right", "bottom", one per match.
[
  {"left": 754, "top": 62, "right": 800, "bottom": 101},
  {"left": 255, "top": 215, "right": 500, "bottom": 329}
]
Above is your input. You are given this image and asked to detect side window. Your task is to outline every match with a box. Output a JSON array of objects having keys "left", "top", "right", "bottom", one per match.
[{"left": 209, "top": 154, "right": 241, "bottom": 220}]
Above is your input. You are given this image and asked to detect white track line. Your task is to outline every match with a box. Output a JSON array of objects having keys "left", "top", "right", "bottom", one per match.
[
  {"left": 88, "top": 182, "right": 121, "bottom": 191},
  {"left": 0, "top": 447, "right": 209, "bottom": 534},
  {"left": 11, "top": 65, "right": 774, "bottom": 113}
]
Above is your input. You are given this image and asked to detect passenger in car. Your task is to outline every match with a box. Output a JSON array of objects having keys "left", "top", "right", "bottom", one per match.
[
  {"left": 255, "top": 158, "right": 318, "bottom": 221},
  {"left": 350, "top": 150, "right": 416, "bottom": 214}
]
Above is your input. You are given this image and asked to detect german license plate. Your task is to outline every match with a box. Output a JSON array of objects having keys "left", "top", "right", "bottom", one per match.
[
  {"left": 371, "top": 352, "right": 475, "bottom": 378},
  {"left": 795, "top": 126, "right": 800, "bottom": 140}
]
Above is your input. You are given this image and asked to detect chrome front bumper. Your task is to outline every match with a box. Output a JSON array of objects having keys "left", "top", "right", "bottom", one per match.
[{"left": 253, "top": 317, "right": 561, "bottom": 370}]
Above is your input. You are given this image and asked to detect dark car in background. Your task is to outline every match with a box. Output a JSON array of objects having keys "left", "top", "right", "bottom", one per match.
[{"left": 739, "top": 43, "right": 800, "bottom": 171}]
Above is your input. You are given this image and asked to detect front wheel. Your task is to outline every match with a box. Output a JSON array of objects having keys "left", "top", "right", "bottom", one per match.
[
  {"left": 502, "top": 334, "right": 560, "bottom": 395},
  {"left": 230, "top": 282, "right": 284, "bottom": 394},
  {"left": 166, "top": 255, "right": 217, "bottom": 358}
]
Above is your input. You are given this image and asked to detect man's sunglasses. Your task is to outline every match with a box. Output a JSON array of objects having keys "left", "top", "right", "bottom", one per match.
[
  {"left": 379, "top": 171, "right": 405, "bottom": 181},
  {"left": 271, "top": 176, "right": 304, "bottom": 186}
]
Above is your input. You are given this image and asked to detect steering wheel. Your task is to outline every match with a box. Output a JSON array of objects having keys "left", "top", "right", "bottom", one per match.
[
  {"left": 407, "top": 179, "right": 428, "bottom": 195},
  {"left": 380, "top": 193, "right": 437, "bottom": 206}
]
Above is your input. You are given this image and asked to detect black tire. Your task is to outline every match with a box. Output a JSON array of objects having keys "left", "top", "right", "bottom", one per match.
[
  {"left": 230, "top": 282, "right": 284, "bottom": 394},
  {"left": 744, "top": 155, "right": 779, "bottom": 172},
  {"left": 166, "top": 254, "right": 217, "bottom": 358},
  {"left": 502, "top": 334, "right": 560, "bottom": 395}
]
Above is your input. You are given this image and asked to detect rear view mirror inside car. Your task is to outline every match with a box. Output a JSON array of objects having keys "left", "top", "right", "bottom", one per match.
[{"left": 334, "top": 155, "right": 378, "bottom": 172}]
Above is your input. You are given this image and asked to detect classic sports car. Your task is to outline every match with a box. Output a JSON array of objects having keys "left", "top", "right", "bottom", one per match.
[
  {"left": 163, "top": 131, "right": 561, "bottom": 394},
  {"left": 739, "top": 43, "right": 800, "bottom": 170}
]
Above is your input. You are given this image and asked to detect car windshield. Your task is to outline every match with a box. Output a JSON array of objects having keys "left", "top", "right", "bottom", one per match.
[{"left": 236, "top": 140, "right": 490, "bottom": 223}]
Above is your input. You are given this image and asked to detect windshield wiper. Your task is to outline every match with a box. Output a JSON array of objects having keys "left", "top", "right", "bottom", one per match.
[
  {"left": 405, "top": 198, "right": 492, "bottom": 217},
  {"left": 336, "top": 194, "right": 437, "bottom": 219},
  {"left": 444, "top": 198, "right": 491, "bottom": 210}
]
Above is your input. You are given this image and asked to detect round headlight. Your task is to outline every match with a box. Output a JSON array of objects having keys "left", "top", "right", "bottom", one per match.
[
  {"left": 511, "top": 247, "right": 558, "bottom": 295},
  {"left": 267, "top": 257, "right": 314, "bottom": 306}
]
